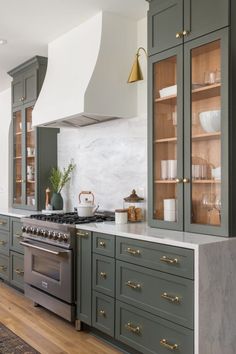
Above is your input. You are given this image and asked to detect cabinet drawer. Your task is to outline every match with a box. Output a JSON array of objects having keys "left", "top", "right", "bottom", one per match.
[
  {"left": 116, "top": 237, "right": 194, "bottom": 279},
  {"left": 0, "top": 230, "right": 10, "bottom": 256},
  {"left": 92, "top": 291, "right": 115, "bottom": 337},
  {"left": 93, "top": 254, "right": 115, "bottom": 297},
  {"left": 116, "top": 261, "right": 193, "bottom": 329},
  {"left": 0, "top": 215, "right": 10, "bottom": 232},
  {"left": 0, "top": 254, "right": 10, "bottom": 281},
  {"left": 116, "top": 301, "right": 193, "bottom": 354},
  {"left": 10, "top": 251, "right": 24, "bottom": 290},
  {"left": 10, "top": 218, "right": 24, "bottom": 253},
  {"left": 93, "top": 232, "right": 115, "bottom": 257}
]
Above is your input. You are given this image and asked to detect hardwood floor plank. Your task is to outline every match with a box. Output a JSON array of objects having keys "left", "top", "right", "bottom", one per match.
[{"left": 0, "top": 282, "right": 121, "bottom": 354}]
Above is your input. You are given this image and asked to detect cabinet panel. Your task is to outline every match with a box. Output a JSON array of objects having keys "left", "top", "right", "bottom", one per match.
[
  {"left": 10, "top": 251, "right": 24, "bottom": 290},
  {"left": 184, "top": 29, "right": 229, "bottom": 236},
  {"left": 93, "top": 232, "right": 115, "bottom": 257},
  {"left": 0, "top": 215, "right": 10, "bottom": 232},
  {"left": 184, "top": 0, "right": 229, "bottom": 43},
  {"left": 24, "top": 69, "right": 37, "bottom": 104},
  {"left": 0, "top": 254, "right": 10, "bottom": 281},
  {"left": 116, "top": 237, "right": 194, "bottom": 279},
  {"left": 0, "top": 231, "right": 10, "bottom": 256},
  {"left": 148, "top": 46, "right": 184, "bottom": 230},
  {"left": 76, "top": 230, "right": 92, "bottom": 325},
  {"left": 93, "top": 254, "right": 115, "bottom": 297},
  {"left": 116, "top": 301, "right": 194, "bottom": 354},
  {"left": 12, "top": 75, "right": 23, "bottom": 108},
  {"left": 92, "top": 291, "right": 115, "bottom": 337},
  {"left": 148, "top": 0, "right": 183, "bottom": 55},
  {"left": 10, "top": 218, "right": 24, "bottom": 253},
  {"left": 116, "top": 261, "right": 193, "bottom": 329}
]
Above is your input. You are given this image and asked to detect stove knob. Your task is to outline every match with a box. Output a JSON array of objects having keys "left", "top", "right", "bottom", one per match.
[
  {"left": 63, "top": 234, "right": 69, "bottom": 242},
  {"left": 42, "top": 230, "right": 47, "bottom": 237},
  {"left": 58, "top": 233, "right": 63, "bottom": 242},
  {"left": 32, "top": 227, "right": 37, "bottom": 235},
  {"left": 48, "top": 231, "right": 53, "bottom": 239},
  {"left": 36, "top": 228, "right": 41, "bottom": 236},
  {"left": 26, "top": 226, "right": 32, "bottom": 233},
  {"left": 52, "top": 232, "right": 58, "bottom": 240},
  {"left": 21, "top": 226, "right": 27, "bottom": 233}
]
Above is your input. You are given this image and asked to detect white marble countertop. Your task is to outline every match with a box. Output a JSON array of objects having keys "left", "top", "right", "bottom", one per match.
[
  {"left": 0, "top": 208, "right": 41, "bottom": 218},
  {"left": 76, "top": 221, "right": 231, "bottom": 249}
]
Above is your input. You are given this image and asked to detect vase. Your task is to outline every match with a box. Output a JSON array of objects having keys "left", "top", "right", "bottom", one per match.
[{"left": 51, "top": 192, "right": 63, "bottom": 210}]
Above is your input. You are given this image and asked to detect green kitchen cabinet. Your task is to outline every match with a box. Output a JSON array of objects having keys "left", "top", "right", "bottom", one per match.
[
  {"left": 148, "top": 24, "right": 233, "bottom": 236},
  {"left": 8, "top": 56, "right": 59, "bottom": 211},
  {"left": 76, "top": 229, "right": 92, "bottom": 326},
  {"left": 148, "top": 0, "right": 229, "bottom": 55}
]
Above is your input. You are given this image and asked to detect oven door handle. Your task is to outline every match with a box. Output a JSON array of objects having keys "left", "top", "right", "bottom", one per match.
[{"left": 20, "top": 241, "right": 69, "bottom": 255}]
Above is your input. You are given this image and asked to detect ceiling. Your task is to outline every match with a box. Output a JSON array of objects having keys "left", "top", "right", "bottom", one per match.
[{"left": 0, "top": 0, "right": 148, "bottom": 92}]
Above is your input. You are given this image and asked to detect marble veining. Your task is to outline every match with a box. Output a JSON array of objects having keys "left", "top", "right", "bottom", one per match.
[{"left": 58, "top": 116, "right": 147, "bottom": 212}]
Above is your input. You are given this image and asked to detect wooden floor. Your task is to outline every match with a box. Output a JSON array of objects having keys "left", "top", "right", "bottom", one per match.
[{"left": 0, "top": 282, "right": 122, "bottom": 354}]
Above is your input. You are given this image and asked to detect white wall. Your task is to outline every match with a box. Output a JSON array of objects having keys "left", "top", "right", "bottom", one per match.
[
  {"left": 0, "top": 89, "right": 11, "bottom": 209},
  {"left": 58, "top": 17, "right": 147, "bottom": 212}
]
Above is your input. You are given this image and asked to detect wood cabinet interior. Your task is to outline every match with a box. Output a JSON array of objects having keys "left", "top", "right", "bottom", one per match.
[
  {"left": 153, "top": 56, "right": 178, "bottom": 221},
  {"left": 25, "top": 106, "right": 35, "bottom": 207},
  {"left": 13, "top": 110, "right": 22, "bottom": 204},
  {"left": 191, "top": 40, "right": 221, "bottom": 226}
]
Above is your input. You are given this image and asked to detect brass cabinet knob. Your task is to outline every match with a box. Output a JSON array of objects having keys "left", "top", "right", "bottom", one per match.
[
  {"left": 100, "top": 272, "right": 107, "bottom": 279},
  {"left": 15, "top": 233, "right": 23, "bottom": 238},
  {"left": 99, "top": 310, "right": 106, "bottom": 317},
  {"left": 125, "top": 322, "right": 141, "bottom": 335},
  {"left": 160, "top": 339, "right": 179, "bottom": 351},
  {"left": 160, "top": 255, "right": 179, "bottom": 265},
  {"left": 99, "top": 241, "right": 106, "bottom": 247},
  {"left": 0, "top": 240, "right": 6, "bottom": 246},
  {"left": 126, "top": 247, "right": 141, "bottom": 256},
  {"left": 161, "top": 292, "right": 181, "bottom": 304},
  {"left": 0, "top": 221, "right": 6, "bottom": 225},
  {"left": 126, "top": 280, "right": 142, "bottom": 290},
  {"left": 14, "top": 268, "right": 24, "bottom": 276},
  {"left": 183, "top": 178, "right": 190, "bottom": 183},
  {"left": 76, "top": 231, "right": 89, "bottom": 238},
  {"left": 176, "top": 32, "right": 183, "bottom": 39},
  {"left": 0, "top": 265, "right": 7, "bottom": 271},
  {"left": 175, "top": 178, "right": 183, "bottom": 183},
  {"left": 183, "top": 29, "right": 190, "bottom": 36}
]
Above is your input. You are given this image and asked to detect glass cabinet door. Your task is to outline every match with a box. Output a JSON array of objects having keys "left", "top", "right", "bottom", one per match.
[
  {"left": 13, "top": 110, "right": 23, "bottom": 205},
  {"left": 25, "top": 105, "right": 36, "bottom": 208},
  {"left": 150, "top": 47, "right": 183, "bottom": 230},
  {"left": 184, "top": 30, "right": 228, "bottom": 234}
]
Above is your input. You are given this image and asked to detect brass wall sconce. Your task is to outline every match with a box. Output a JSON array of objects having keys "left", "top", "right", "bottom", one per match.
[{"left": 127, "top": 47, "right": 147, "bottom": 83}]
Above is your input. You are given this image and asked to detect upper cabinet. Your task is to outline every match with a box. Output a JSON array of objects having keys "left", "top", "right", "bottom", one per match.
[
  {"left": 148, "top": 0, "right": 229, "bottom": 55},
  {"left": 147, "top": 0, "right": 236, "bottom": 236},
  {"left": 8, "top": 57, "right": 59, "bottom": 211}
]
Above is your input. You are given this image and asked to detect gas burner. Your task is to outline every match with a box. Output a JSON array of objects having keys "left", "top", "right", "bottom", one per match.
[{"left": 29, "top": 212, "right": 115, "bottom": 224}]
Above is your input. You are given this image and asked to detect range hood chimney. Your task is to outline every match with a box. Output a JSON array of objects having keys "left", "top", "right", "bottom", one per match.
[{"left": 32, "top": 12, "right": 138, "bottom": 128}]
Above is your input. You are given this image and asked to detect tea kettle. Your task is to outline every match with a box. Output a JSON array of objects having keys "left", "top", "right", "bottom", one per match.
[{"left": 77, "top": 191, "right": 99, "bottom": 217}]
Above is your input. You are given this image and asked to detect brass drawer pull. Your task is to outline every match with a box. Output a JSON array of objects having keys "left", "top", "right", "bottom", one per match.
[
  {"left": 0, "top": 221, "right": 6, "bottom": 225},
  {"left": 183, "top": 29, "right": 190, "bottom": 36},
  {"left": 99, "top": 309, "right": 106, "bottom": 317},
  {"left": 125, "top": 322, "right": 141, "bottom": 335},
  {"left": 100, "top": 272, "right": 107, "bottom": 279},
  {"left": 161, "top": 292, "right": 181, "bottom": 304},
  {"left": 0, "top": 240, "right": 6, "bottom": 246},
  {"left": 77, "top": 231, "right": 89, "bottom": 238},
  {"left": 14, "top": 268, "right": 24, "bottom": 276},
  {"left": 15, "top": 233, "right": 23, "bottom": 238},
  {"left": 0, "top": 265, "right": 7, "bottom": 271},
  {"left": 126, "top": 280, "right": 142, "bottom": 290},
  {"left": 160, "top": 338, "right": 179, "bottom": 351},
  {"left": 183, "top": 178, "right": 190, "bottom": 183},
  {"left": 99, "top": 241, "right": 106, "bottom": 247},
  {"left": 175, "top": 178, "right": 183, "bottom": 183},
  {"left": 126, "top": 247, "right": 141, "bottom": 256},
  {"left": 160, "top": 255, "right": 179, "bottom": 265}
]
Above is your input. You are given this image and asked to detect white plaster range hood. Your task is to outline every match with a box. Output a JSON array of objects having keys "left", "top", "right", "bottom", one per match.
[{"left": 32, "top": 12, "right": 137, "bottom": 128}]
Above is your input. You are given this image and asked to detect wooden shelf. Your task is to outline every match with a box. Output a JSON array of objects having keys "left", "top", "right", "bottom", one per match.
[
  {"left": 27, "top": 155, "right": 35, "bottom": 158},
  {"left": 154, "top": 94, "right": 177, "bottom": 103},
  {"left": 14, "top": 156, "right": 22, "bottom": 160},
  {"left": 154, "top": 137, "right": 177, "bottom": 143},
  {"left": 192, "top": 179, "right": 221, "bottom": 184},
  {"left": 27, "top": 129, "right": 34, "bottom": 133},
  {"left": 15, "top": 132, "right": 22, "bottom": 136},
  {"left": 154, "top": 180, "right": 177, "bottom": 184},
  {"left": 27, "top": 180, "right": 35, "bottom": 184},
  {"left": 192, "top": 83, "right": 221, "bottom": 101},
  {"left": 192, "top": 132, "right": 221, "bottom": 141}
]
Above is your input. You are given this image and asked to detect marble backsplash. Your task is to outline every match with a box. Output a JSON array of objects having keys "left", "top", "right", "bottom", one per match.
[{"left": 58, "top": 115, "right": 147, "bottom": 212}]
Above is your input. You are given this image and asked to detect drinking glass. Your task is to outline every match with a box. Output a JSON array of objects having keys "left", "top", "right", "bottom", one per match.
[{"left": 201, "top": 193, "right": 216, "bottom": 224}]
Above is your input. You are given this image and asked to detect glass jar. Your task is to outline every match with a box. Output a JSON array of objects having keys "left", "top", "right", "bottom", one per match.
[
  {"left": 123, "top": 189, "right": 145, "bottom": 222},
  {"left": 115, "top": 209, "right": 128, "bottom": 224}
]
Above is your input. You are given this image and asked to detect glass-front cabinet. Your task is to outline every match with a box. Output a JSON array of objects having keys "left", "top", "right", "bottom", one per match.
[
  {"left": 13, "top": 104, "right": 36, "bottom": 208},
  {"left": 149, "top": 28, "right": 228, "bottom": 236}
]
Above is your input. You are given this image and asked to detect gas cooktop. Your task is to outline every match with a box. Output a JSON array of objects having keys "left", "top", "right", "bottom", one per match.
[{"left": 29, "top": 212, "right": 115, "bottom": 225}]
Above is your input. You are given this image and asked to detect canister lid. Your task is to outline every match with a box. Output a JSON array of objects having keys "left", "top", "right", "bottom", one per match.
[
  {"left": 124, "top": 189, "right": 144, "bottom": 203},
  {"left": 115, "top": 209, "right": 128, "bottom": 213}
]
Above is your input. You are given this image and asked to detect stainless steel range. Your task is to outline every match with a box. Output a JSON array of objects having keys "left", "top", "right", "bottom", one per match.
[{"left": 21, "top": 212, "right": 114, "bottom": 322}]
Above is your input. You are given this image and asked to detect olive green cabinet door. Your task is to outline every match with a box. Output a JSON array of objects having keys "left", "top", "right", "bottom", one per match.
[
  {"left": 23, "top": 69, "right": 37, "bottom": 104},
  {"left": 12, "top": 75, "right": 24, "bottom": 108},
  {"left": 184, "top": 0, "right": 229, "bottom": 43},
  {"left": 76, "top": 230, "right": 92, "bottom": 325},
  {"left": 10, "top": 218, "right": 24, "bottom": 253},
  {"left": 10, "top": 251, "right": 24, "bottom": 290},
  {"left": 148, "top": 0, "right": 183, "bottom": 55}
]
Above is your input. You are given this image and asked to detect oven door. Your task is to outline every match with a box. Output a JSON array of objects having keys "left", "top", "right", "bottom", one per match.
[{"left": 21, "top": 239, "right": 73, "bottom": 303}]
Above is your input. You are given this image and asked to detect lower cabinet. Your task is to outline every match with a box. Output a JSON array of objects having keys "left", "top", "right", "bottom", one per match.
[
  {"left": 77, "top": 231, "right": 195, "bottom": 354},
  {"left": 0, "top": 215, "right": 24, "bottom": 291}
]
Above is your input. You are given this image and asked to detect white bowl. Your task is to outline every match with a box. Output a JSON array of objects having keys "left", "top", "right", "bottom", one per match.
[
  {"left": 159, "top": 85, "right": 177, "bottom": 98},
  {"left": 211, "top": 167, "right": 221, "bottom": 180},
  {"left": 199, "top": 110, "right": 221, "bottom": 133}
]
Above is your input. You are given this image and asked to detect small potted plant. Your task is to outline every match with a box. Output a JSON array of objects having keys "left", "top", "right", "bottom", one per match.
[{"left": 49, "top": 161, "right": 75, "bottom": 210}]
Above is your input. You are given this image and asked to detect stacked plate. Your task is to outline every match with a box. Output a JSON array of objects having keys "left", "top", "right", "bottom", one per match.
[
  {"left": 159, "top": 84, "right": 177, "bottom": 98},
  {"left": 199, "top": 110, "right": 221, "bottom": 133}
]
